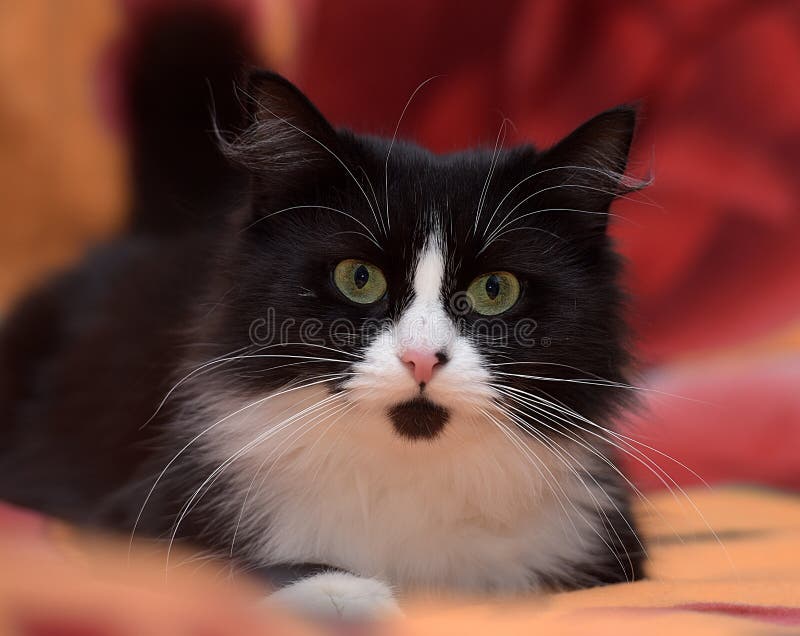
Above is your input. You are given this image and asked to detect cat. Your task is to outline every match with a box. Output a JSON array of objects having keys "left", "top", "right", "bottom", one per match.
[{"left": 0, "top": 5, "right": 644, "bottom": 620}]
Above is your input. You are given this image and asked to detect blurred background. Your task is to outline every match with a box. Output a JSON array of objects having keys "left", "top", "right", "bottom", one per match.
[{"left": 1, "top": 0, "right": 798, "bottom": 491}]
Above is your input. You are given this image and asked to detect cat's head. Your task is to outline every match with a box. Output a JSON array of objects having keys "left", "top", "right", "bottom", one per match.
[{"left": 201, "top": 71, "right": 638, "bottom": 445}]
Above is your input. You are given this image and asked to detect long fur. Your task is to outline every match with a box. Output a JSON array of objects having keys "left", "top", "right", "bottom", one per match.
[{"left": 0, "top": 6, "right": 645, "bottom": 600}]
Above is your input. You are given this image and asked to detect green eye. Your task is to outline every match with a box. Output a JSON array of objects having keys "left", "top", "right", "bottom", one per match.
[
  {"left": 333, "top": 259, "right": 387, "bottom": 304},
  {"left": 466, "top": 271, "right": 520, "bottom": 315}
]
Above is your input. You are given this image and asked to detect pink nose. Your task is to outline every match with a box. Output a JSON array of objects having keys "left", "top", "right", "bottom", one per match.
[{"left": 401, "top": 349, "right": 445, "bottom": 385}]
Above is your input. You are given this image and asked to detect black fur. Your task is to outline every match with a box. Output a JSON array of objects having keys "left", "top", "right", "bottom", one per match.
[
  {"left": 388, "top": 397, "right": 450, "bottom": 440},
  {"left": 0, "top": 7, "right": 644, "bottom": 591}
]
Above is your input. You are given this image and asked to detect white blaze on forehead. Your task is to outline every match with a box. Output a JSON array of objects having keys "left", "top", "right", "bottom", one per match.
[
  {"left": 412, "top": 237, "right": 445, "bottom": 304},
  {"left": 396, "top": 234, "right": 453, "bottom": 353}
]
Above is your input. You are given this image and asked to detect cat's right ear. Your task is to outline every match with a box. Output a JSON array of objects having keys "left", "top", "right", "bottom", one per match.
[{"left": 220, "top": 70, "right": 338, "bottom": 177}]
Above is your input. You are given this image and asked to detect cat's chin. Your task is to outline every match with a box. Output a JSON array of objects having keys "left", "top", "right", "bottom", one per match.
[{"left": 387, "top": 396, "right": 450, "bottom": 440}]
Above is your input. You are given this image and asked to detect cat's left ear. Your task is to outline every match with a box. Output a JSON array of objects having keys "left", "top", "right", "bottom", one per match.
[
  {"left": 535, "top": 106, "right": 639, "bottom": 233},
  {"left": 221, "top": 70, "right": 338, "bottom": 178}
]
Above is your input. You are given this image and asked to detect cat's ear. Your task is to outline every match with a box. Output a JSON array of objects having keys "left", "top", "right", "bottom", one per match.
[
  {"left": 535, "top": 106, "right": 640, "bottom": 233},
  {"left": 220, "top": 70, "right": 338, "bottom": 177}
]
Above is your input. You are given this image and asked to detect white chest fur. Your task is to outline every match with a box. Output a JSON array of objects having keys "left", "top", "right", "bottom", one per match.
[{"left": 197, "top": 386, "right": 607, "bottom": 593}]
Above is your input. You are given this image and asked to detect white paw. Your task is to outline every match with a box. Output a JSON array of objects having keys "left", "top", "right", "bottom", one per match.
[{"left": 268, "top": 572, "right": 401, "bottom": 621}]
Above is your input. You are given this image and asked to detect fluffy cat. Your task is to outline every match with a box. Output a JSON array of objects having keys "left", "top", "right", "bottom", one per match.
[{"left": 0, "top": 6, "right": 644, "bottom": 619}]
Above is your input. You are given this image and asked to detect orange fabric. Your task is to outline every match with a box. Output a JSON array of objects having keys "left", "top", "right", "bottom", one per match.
[
  {"left": 0, "top": 1, "right": 124, "bottom": 309},
  {"left": 1, "top": 488, "right": 798, "bottom": 634}
]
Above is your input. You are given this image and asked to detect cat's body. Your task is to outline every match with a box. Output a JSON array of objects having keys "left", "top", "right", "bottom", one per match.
[{"left": 0, "top": 6, "right": 644, "bottom": 618}]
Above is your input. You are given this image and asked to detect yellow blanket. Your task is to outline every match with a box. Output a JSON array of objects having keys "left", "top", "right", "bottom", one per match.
[{"left": 1, "top": 488, "right": 798, "bottom": 635}]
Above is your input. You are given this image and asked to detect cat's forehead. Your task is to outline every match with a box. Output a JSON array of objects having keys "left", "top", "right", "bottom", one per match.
[
  {"left": 360, "top": 137, "right": 519, "bottom": 192},
  {"left": 351, "top": 140, "right": 531, "bottom": 238}
]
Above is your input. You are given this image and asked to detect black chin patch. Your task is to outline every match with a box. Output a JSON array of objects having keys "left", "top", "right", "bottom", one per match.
[{"left": 387, "top": 397, "right": 450, "bottom": 440}]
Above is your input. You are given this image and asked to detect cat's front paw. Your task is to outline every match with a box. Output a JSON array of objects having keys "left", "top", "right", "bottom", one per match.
[{"left": 268, "top": 572, "right": 401, "bottom": 622}]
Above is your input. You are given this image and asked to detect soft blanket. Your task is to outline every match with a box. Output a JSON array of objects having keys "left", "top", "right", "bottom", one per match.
[{"left": 1, "top": 487, "right": 798, "bottom": 635}]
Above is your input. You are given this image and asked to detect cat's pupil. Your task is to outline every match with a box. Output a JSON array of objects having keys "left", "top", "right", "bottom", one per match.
[
  {"left": 485, "top": 275, "right": 500, "bottom": 300},
  {"left": 354, "top": 264, "right": 370, "bottom": 289}
]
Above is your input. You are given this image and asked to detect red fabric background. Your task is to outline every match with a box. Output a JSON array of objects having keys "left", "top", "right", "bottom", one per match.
[
  {"left": 117, "top": 0, "right": 800, "bottom": 490},
  {"left": 287, "top": 0, "right": 800, "bottom": 361}
]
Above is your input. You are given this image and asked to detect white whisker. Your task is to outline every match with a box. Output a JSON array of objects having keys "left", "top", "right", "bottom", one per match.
[
  {"left": 481, "top": 406, "right": 634, "bottom": 579},
  {"left": 165, "top": 390, "right": 349, "bottom": 574},
  {"left": 473, "top": 117, "right": 509, "bottom": 235},
  {"left": 494, "top": 399, "right": 647, "bottom": 568},
  {"left": 477, "top": 407, "right": 580, "bottom": 542},
  {"left": 384, "top": 75, "right": 443, "bottom": 235},
  {"left": 128, "top": 373, "right": 349, "bottom": 559},
  {"left": 229, "top": 395, "right": 355, "bottom": 555},
  {"left": 244, "top": 204, "right": 381, "bottom": 249},
  {"left": 482, "top": 164, "right": 653, "bottom": 239},
  {"left": 235, "top": 85, "right": 385, "bottom": 236},
  {"left": 495, "top": 384, "right": 734, "bottom": 571}
]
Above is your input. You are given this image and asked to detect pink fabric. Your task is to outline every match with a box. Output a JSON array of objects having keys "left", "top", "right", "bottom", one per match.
[
  {"left": 624, "top": 353, "right": 800, "bottom": 490},
  {"left": 0, "top": 502, "right": 47, "bottom": 537}
]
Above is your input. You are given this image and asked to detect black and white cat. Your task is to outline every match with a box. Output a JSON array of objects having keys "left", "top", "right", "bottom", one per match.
[{"left": 0, "top": 7, "right": 644, "bottom": 620}]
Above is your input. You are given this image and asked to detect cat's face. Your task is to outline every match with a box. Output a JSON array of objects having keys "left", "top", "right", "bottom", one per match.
[{"left": 205, "top": 72, "right": 635, "bottom": 445}]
